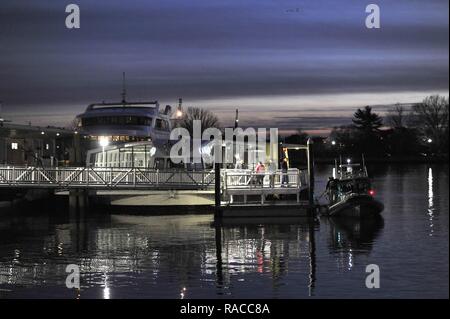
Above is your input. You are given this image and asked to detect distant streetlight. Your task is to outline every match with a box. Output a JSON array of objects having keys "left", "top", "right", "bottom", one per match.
[{"left": 346, "top": 158, "right": 351, "bottom": 164}]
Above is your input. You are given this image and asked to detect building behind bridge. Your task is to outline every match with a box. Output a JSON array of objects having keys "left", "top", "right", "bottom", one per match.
[{"left": 0, "top": 122, "right": 77, "bottom": 166}]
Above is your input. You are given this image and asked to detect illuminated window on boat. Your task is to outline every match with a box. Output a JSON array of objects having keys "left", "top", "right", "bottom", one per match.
[{"left": 82, "top": 116, "right": 152, "bottom": 126}]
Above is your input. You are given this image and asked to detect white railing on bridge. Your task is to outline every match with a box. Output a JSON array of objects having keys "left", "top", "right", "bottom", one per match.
[{"left": 0, "top": 166, "right": 215, "bottom": 189}]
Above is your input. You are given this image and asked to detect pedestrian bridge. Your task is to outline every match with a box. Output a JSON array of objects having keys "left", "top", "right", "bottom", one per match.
[{"left": 0, "top": 166, "right": 308, "bottom": 194}]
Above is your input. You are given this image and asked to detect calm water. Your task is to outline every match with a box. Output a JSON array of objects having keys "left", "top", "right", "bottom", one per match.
[{"left": 0, "top": 164, "right": 448, "bottom": 299}]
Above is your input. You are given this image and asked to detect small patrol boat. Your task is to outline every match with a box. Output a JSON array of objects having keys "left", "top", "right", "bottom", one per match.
[{"left": 324, "top": 157, "right": 384, "bottom": 218}]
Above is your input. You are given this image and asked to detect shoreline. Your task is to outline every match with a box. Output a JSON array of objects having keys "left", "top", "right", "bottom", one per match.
[{"left": 313, "top": 156, "right": 449, "bottom": 165}]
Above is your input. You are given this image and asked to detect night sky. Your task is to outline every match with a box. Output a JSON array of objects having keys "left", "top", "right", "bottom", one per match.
[{"left": 0, "top": 0, "right": 448, "bottom": 133}]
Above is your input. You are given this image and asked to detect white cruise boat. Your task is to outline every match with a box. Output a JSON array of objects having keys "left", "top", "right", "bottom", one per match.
[{"left": 75, "top": 95, "right": 178, "bottom": 168}]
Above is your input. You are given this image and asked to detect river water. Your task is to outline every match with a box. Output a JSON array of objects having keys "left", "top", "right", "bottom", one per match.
[{"left": 0, "top": 164, "right": 448, "bottom": 298}]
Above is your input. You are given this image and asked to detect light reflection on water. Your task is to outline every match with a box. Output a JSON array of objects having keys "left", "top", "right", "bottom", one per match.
[
  {"left": 0, "top": 164, "right": 448, "bottom": 298},
  {"left": 428, "top": 167, "right": 434, "bottom": 237}
]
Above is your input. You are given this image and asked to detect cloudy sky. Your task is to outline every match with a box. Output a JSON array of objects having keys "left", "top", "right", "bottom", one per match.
[{"left": 0, "top": 0, "right": 448, "bottom": 133}]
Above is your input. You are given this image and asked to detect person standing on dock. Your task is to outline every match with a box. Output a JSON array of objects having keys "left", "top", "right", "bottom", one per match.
[
  {"left": 268, "top": 159, "right": 277, "bottom": 188},
  {"left": 255, "top": 161, "right": 266, "bottom": 185},
  {"left": 235, "top": 159, "right": 244, "bottom": 170},
  {"left": 281, "top": 158, "right": 289, "bottom": 187}
]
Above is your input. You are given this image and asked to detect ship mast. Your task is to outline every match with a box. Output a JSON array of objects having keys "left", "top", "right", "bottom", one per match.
[{"left": 121, "top": 72, "right": 127, "bottom": 104}]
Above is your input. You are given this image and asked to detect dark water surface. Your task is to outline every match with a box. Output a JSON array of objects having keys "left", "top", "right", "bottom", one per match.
[{"left": 0, "top": 164, "right": 448, "bottom": 298}]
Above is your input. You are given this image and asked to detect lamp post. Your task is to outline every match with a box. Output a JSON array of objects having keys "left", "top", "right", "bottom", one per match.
[{"left": 99, "top": 137, "right": 109, "bottom": 167}]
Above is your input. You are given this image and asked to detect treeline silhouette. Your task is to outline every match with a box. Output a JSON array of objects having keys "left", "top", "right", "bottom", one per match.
[{"left": 285, "top": 95, "right": 449, "bottom": 162}]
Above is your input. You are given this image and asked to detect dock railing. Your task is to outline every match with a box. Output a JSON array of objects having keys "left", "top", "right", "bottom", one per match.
[
  {"left": 0, "top": 166, "right": 216, "bottom": 190},
  {"left": 221, "top": 168, "right": 308, "bottom": 204}
]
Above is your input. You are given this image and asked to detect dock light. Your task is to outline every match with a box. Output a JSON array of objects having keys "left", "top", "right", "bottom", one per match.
[
  {"left": 99, "top": 136, "right": 110, "bottom": 148},
  {"left": 427, "top": 138, "right": 433, "bottom": 143},
  {"left": 346, "top": 158, "right": 351, "bottom": 164},
  {"left": 331, "top": 140, "right": 336, "bottom": 146},
  {"left": 369, "top": 189, "right": 375, "bottom": 196}
]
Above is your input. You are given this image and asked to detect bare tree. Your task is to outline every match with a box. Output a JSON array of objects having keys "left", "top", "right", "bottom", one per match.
[
  {"left": 178, "top": 107, "right": 220, "bottom": 136},
  {"left": 387, "top": 104, "right": 405, "bottom": 128},
  {"left": 412, "top": 95, "right": 449, "bottom": 149},
  {"left": 69, "top": 117, "right": 80, "bottom": 130}
]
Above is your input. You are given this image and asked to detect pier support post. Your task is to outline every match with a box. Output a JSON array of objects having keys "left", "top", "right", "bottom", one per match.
[
  {"left": 308, "top": 218, "right": 317, "bottom": 296},
  {"left": 215, "top": 224, "right": 223, "bottom": 287},
  {"left": 214, "top": 163, "right": 222, "bottom": 219},
  {"left": 69, "top": 189, "right": 89, "bottom": 212},
  {"left": 307, "top": 138, "right": 315, "bottom": 209}
]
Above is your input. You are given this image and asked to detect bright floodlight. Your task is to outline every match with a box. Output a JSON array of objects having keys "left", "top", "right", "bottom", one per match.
[
  {"left": 346, "top": 158, "right": 351, "bottom": 164},
  {"left": 176, "top": 109, "right": 183, "bottom": 118},
  {"left": 99, "top": 137, "right": 109, "bottom": 147}
]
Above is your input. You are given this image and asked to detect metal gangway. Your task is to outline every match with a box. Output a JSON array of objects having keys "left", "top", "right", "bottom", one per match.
[
  {"left": 0, "top": 166, "right": 309, "bottom": 199},
  {"left": 0, "top": 166, "right": 216, "bottom": 190}
]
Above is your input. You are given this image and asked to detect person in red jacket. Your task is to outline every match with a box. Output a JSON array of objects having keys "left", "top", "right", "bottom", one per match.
[{"left": 255, "top": 161, "right": 265, "bottom": 185}]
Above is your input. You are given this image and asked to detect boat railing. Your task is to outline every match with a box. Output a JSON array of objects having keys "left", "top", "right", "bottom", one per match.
[{"left": 337, "top": 170, "right": 368, "bottom": 180}]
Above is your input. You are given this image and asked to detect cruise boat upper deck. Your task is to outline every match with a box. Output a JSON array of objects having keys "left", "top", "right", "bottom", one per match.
[{"left": 75, "top": 100, "right": 172, "bottom": 144}]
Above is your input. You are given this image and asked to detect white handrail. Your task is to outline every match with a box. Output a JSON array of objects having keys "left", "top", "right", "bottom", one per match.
[{"left": 0, "top": 166, "right": 216, "bottom": 189}]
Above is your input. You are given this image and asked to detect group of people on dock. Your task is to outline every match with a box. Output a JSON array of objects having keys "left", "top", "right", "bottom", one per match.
[{"left": 234, "top": 158, "right": 290, "bottom": 187}]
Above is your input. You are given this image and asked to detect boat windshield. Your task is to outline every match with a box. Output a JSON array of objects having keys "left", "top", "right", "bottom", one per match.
[
  {"left": 338, "top": 179, "right": 370, "bottom": 195},
  {"left": 338, "top": 164, "right": 367, "bottom": 179}
]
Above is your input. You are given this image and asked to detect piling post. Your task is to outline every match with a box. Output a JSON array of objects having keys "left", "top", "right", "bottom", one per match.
[
  {"left": 214, "top": 162, "right": 222, "bottom": 219},
  {"left": 308, "top": 218, "right": 317, "bottom": 296},
  {"left": 215, "top": 224, "right": 223, "bottom": 287},
  {"left": 307, "top": 138, "right": 315, "bottom": 208}
]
